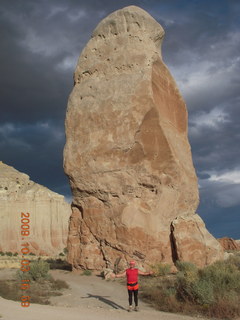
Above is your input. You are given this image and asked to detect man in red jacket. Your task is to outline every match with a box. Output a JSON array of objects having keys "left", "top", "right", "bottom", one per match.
[{"left": 113, "top": 260, "right": 153, "bottom": 312}]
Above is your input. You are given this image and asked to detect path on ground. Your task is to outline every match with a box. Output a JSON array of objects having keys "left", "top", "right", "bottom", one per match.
[{"left": 0, "top": 269, "right": 206, "bottom": 320}]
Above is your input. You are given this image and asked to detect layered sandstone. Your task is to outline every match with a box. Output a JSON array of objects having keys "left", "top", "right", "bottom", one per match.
[
  {"left": 0, "top": 161, "right": 71, "bottom": 256},
  {"left": 64, "top": 6, "right": 223, "bottom": 270},
  {"left": 218, "top": 237, "right": 240, "bottom": 251}
]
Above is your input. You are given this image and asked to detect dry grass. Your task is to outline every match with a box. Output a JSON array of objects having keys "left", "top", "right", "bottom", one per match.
[
  {"left": 0, "top": 277, "right": 69, "bottom": 305},
  {"left": 0, "top": 260, "right": 70, "bottom": 305},
  {"left": 140, "top": 254, "right": 240, "bottom": 319}
]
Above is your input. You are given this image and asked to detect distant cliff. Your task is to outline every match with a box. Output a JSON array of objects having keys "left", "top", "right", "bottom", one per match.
[
  {"left": 0, "top": 161, "right": 71, "bottom": 256},
  {"left": 218, "top": 237, "right": 240, "bottom": 251}
]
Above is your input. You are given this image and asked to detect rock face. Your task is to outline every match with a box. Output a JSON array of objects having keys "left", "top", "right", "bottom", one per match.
[
  {"left": 0, "top": 161, "right": 71, "bottom": 256},
  {"left": 171, "top": 214, "right": 224, "bottom": 267},
  {"left": 64, "top": 6, "right": 223, "bottom": 270},
  {"left": 218, "top": 237, "right": 240, "bottom": 251}
]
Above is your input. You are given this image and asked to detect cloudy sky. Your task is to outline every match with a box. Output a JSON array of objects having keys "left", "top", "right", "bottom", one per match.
[{"left": 1, "top": 0, "right": 239, "bottom": 239}]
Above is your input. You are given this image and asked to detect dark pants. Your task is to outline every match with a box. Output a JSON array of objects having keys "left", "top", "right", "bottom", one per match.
[{"left": 128, "top": 289, "right": 138, "bottom": 306}]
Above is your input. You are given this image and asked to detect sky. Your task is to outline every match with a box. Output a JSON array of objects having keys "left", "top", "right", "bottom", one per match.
[{"left": 0, "top": 0, "right": 239, "bottom": 239}]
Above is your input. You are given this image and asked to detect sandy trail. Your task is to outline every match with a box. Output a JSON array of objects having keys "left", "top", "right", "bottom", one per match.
[{"left": 0, "top": 269, "right": 206, "bottom": 320}]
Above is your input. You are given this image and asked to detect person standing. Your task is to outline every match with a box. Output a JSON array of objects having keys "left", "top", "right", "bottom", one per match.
[{"left": 112, "top": 260, "right": 153, "bottom": 312}]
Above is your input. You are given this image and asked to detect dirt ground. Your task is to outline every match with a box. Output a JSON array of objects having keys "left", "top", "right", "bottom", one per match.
[{"left": 0, "top": 268, "right": 207, "bottom": 320}]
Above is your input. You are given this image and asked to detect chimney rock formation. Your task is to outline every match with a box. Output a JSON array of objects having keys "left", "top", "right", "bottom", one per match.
[
  {"left": 64, "top": 6, "right": 223, "bottom": 270},
  {"left": 0, "top": 161, "right": 71, "bottom": 256}
]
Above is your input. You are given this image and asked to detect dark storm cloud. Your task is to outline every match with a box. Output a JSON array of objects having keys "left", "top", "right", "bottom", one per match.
[{"left": 0, "top": 0, "right": 239, "bottom": 237}]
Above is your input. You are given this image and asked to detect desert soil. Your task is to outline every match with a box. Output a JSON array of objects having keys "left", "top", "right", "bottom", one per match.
[{"left": 0, "top": 268, "right": 206, "bottom": 320}]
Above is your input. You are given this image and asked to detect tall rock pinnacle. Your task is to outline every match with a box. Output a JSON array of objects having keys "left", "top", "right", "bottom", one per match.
[{"left": 64, "top": 6, "right": 223, "bottom": 270}]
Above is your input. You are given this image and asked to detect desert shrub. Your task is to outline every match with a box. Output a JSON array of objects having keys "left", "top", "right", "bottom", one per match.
[
  {"left": 227, "top": 253, "right": 240, "bottom": 270},
  {"left": 82, "top": 269, "right": 92, "bottom": 276},
  {"left": 0, "top": 277, "right": 69, "bottom": 305},
  {"left": 5, "top": 252, "right": 13, "bottom": 257},
  {"left": 59, "top": 252, "right": 64, "bottom": 256},
  {"left": 17, "top": 260, "right": 50, "bottom": 282},
  {"left": 63, "top": 247, "right": 68, "bottom": 255},
  {"left": 0, "top": 280, "right": 19, "bottom": 301},
  {"left": 141, "top": 258, "right": 240, "bottom": 319},
  {"left": 50, "top": 278, "right": 69, "bottom": 290},
  {"left": 13, "top": 252, "right": 18, "bottom": 256},
  {"left": 176, "top": 273, "right": 214, "bottom": 305},
  {"left": 29, "top": 252, "right": 36, "bottom": 256},
  {"left": 176, "top": 261, "right": 198, "bottom": 273},
  {"left": 199, "top": 260, "right": 240, "bottom": 297},
  {"left": 0, "top": 252, "right": 4, "bottom": 256},
  {"left": 151, "top": 263, "right": 171, "bottom": 276}
]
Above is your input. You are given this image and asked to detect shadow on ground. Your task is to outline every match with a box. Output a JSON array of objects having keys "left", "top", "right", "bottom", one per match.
[{"left": 82, "top": 293, "right": 126, "bottom": 310}]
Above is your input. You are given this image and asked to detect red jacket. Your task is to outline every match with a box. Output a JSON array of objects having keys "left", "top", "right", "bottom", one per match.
[{"left": 126, "top": 268, "right": 138, "bottom": 284}]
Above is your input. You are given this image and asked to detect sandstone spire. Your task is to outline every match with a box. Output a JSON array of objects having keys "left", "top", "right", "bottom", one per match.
[{"left": 64, "top": 6, "right": 223, "bottom": 270}]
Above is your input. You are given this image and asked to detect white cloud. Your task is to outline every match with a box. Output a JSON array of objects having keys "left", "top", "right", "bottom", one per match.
[
  {"left": 189, "top": 107, "right": 230, "bottom": 137},
  {"left": 168, "top": 31, "right": 240, "bottom": 112},
  {"left": 67, "top": 10, "right": 87, "bottom": 22},
  {"left": 209, "top": 170, "right": 240, "bottom": 184},
  {"left": 214, "top": 184, "right": 240, "bottom": 208},
  {"left": 20, "top": 29, "right": 61, "bottom": 57},
  {"left": 199, "top": 169, "right": 240, "bottom": 208},
  {"left": 0, "top": 123, "right": 15, "bottom": 134},
  {"left": 56, "top": 55, "right": 78, "bottom": 71},
  {"left": 0, "top": 123, "right": 31, "bottom": 149},
  {"left": 47, "top": 5, "right": 67, "bottom": 19}
]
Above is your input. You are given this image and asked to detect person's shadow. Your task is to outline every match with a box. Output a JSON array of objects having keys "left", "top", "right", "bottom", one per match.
[{"left": 81, "top": 293, "right": 125, "bottom": 310}]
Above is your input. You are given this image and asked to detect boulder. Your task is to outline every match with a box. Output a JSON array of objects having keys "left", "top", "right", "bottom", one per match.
[
  {"left": 64, "top": 6, "right": 223, "bottom": 270},
  {"left": 0, "top": 161, "right": 71, "bottom": 256},
  {"left": 171, "top": 213, "right": 224, "bottom": 267}
]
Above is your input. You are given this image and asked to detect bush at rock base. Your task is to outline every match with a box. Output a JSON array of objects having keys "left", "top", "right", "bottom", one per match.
[
  {"left": 151, "top": 263, "right": 171, "bottom": 276},
  {"left": 141, "top": 254, "right": 240, "bottom": 319}
]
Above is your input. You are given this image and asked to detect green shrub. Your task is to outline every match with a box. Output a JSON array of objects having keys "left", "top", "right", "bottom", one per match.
[
  {"left": 199, "top": 260, "right": 240, "bottom": 296},
  {"left": 13, "top": 252, "right": 18, "bottom": 256},
  {"left": 0, "top": 252, "right": 4, "bottom": 256},
  {"left": 5, "top": 252, "right": 13, "bottom": 257},
  {"left": 59, "top": 252, "right": 64, "bottom": 256},
  {"left": 151, "top": 263, "right": 171, "bottom": 276},
  {"left": 141, "top": 258, "right": 240, "bottom": 319},
  {"left": 17, "top": 260, "right": 50, "bottom": 282},
  {"left": 82, "top": 269, "right": 92, "bottom": 276},
  {"left": 29, "top": 252, "right": 36, "bottom": 256},
  {"left": 63, "top": 247, "right": 68, "bottom": 255},
  {"left": 176, "top": 261, "right": 198, "bottom": 273},
  {"left": 227, "top": 253, "right": 240, "bottom": 270}
]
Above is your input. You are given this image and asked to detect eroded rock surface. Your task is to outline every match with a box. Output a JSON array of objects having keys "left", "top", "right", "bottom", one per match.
[
  {"left": 218, "top": 237, "right": 240, "bottom": 251},
  {"left": 171, "top": 214, "right": 223, "bottom": 267},
  {"left": 0, "top": 161, "right": 71, "bottom": 256},
  {"left": 64, "top": 6, "right": 223, "bottom": 270}
]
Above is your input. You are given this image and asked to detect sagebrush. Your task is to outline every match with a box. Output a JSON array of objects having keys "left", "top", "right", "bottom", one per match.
[{"left": 141, "top": 255, "right": 240, "bottom": 319}]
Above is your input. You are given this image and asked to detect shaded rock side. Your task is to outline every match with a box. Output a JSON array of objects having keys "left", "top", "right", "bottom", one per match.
[
  {"left": 64, "top": 6, "right": 223, "bottom": 270},
  {"left": 0, "top": 161, "right": 71, "bottom": 256}
]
